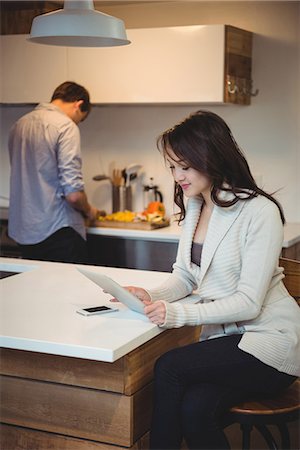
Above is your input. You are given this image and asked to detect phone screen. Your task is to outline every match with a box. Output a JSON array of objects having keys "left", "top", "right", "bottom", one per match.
[{"left": 83, "top": 306, "right": 112, "bottom": 313}]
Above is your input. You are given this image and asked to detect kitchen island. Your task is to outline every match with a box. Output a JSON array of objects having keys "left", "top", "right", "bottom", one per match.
[{"left": 0, "top": 257, "right": 200, "bottom": 449}]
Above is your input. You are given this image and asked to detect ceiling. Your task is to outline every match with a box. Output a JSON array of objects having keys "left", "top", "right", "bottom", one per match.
[
  {"left": 0, "top": 0, "right": 168, "bottom": 8},
  {"left": 0, "top": 0, "right": 173, "bottom": 34}
]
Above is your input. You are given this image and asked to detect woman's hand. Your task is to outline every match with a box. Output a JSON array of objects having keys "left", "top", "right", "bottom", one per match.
[
  {"left": 126, "top": 286, "right": 152, "bottom": 305},
  {"left": 144, "top": 301, "right": 166, "bottom": 326},
  {"left": 109, "top": 286, "right": 151, "bottom": 305},
  {"left": 109, "top": 287, "right": 166, "bottom": 325}
]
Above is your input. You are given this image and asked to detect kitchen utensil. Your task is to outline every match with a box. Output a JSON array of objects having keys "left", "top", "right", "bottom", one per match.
[
  {"left": 112, "top": 185, "right": 132, "bottom": 212},
  {"left": 143, "top": 177, "right": 163, "bottom": 208},
  {"left": 93, "top": 218, "right": 170, "bottom": 230},
  {"left": 92, "top": 174, "right": 111, "bottom": 182},
  {"left": 124, "top": 164, "right": 142, "bottom": 187},
  {"left": 112, "top": 169, "right": 123, "bottom": 187},
  {"left": 112, "top": 185, "right": 126, "bottom": 212}
]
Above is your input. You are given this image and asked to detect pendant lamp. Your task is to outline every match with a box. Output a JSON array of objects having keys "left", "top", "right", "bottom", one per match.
[{"left": 28, "top": 0, "right": 130, "bottom": 47}]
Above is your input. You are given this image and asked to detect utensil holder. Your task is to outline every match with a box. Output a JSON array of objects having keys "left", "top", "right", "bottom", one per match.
[{"left": 112, "top": 186, "right": 132, "bottom": 212}]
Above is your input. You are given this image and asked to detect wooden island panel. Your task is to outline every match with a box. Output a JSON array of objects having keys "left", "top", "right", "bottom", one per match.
[
  {"left": 1, "top": 347, "right": 126, "bottom": 393},
  {"left": 0, "top": 326, "right": 201, "bottom": 449},
  {"left": 1, "top": 376, "right": 152, "bottom": 446},
  {"left": 1, "top": 424, "right": 148, "bottom": 450},
  {"left": 0, "top": 327, "right": 200, "bottom": 394}
]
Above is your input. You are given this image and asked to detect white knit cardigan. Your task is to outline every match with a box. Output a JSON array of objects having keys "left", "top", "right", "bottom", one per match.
[{"left": 148, "top": 194, "right": 300, "bottom": 376}]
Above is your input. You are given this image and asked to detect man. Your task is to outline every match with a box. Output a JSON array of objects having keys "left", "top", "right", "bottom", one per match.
[{"left": 8, "top": 81, "right": 102, "bottom": 263}]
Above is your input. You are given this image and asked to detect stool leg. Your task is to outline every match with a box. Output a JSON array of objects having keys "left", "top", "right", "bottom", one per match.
[
  {"left": 277, "top": 423, "right": 291, "bottom": 450},
  {"left": 240, "top": 424, "right": 252, "bottom": 450},
  {"left": 255, "top": 424, "right": 278, "bottom": 450}
]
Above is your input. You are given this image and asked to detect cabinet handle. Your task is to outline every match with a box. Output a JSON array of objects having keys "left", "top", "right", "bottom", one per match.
[
  {"left": 227, "top": 77, "right": 259, "bottom": 97},
  {"left": 227, "top": 79, "right": 238, "bottom": 94},
  {"left": 242, "top": 79, "right": 259, "bottom": 97}
]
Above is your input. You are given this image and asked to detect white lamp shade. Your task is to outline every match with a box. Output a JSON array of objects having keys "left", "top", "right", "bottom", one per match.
[{"left": 28, "top": 0, "right": 130, "bottom": 47}]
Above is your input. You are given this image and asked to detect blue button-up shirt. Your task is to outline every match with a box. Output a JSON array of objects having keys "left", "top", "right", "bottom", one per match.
[{"left": 8, "top": 103, "right": 86, "bottom": 244}]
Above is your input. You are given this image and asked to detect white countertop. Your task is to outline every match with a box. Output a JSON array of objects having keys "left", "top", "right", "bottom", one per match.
[
  {"left": 0, "top": 258, "right": 171, "bottom": 363},
  {"left": 2, "top": 204, "right": 299, "bottom": 247},
  {"left": 87, "top": 221, "right": 300, "bottom": 248},
  {"left": 87, "top": 222, "right": 181, "bottom": 242}
]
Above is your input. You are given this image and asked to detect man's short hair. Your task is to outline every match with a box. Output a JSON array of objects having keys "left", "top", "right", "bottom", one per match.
[{"left": 51, "top": 81, "right": 91, "bottom": 114}]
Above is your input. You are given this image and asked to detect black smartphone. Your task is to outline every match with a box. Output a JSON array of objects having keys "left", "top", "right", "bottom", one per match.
[{"left": 76, "top": 305, "right": 118, "bottom": 316}]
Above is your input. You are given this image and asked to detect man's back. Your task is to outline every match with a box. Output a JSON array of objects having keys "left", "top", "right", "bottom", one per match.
[{"left": 8, "top": 103, "right": 85, "bottom": 244}]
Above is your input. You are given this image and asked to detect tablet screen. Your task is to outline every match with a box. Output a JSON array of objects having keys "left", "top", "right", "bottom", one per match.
[{"left": 77, "top": 268, "right": 145, "bottom": 314}]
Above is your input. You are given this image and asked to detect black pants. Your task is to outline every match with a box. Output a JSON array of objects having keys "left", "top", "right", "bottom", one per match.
[
  {"left": 19, "top": 227, "right": 88, "bottom": 264},
  {"left": 150, "top": 334, "right": 296, "bottom": 450}
]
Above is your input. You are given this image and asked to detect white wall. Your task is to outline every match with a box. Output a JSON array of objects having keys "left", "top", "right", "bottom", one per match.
[{"left": 1, "top": 1, "right": 299, "bottom": 221}]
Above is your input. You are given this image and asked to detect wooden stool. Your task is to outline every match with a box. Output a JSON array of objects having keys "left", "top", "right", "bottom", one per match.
[
  {"left": 225, "top": 378, "right": 300, "bottom": 449},
  {"left": 224, "top": 257, "right": 300, "bottom": 449}
]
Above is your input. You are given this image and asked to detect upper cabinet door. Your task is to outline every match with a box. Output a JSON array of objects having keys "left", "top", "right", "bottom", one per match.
[
  {"left": 1, "top": 26, "right": 253, "bottom": 105},
  {"left": 67, "top": 25, "right": 226, "bottom": 104},
  {"left": 0, "top": 35, "right": 68, "bottom": 103}
]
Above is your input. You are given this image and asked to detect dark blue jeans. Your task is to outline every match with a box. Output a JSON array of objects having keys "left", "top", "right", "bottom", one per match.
[
  {"left": 19, "top": 227, "right": 88, "bottom": 264},
  {"left": 150, "top": 334, "right": 296, "bottom": 450}
]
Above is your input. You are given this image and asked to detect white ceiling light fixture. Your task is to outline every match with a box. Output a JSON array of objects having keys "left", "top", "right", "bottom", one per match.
[{"left": 28, "top": 0, "right": 130, "bottom": 47}]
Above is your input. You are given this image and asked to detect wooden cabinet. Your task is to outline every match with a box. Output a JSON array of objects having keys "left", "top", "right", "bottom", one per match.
[
  {"left": 1, "top": 25, "right": 253, "bottom": 105},
  {"left": 224, "top": 25, "right": 254, "bottom": 105},
  {"left": 0, "top": 35, "right": 68, "bottom": 103},
  {"left": 281, "top": 241, "right": 300, "bottom": 261}
]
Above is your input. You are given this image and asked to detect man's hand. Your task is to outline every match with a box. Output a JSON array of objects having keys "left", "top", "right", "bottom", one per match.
[
  {"left": 66, "top": 191, "right": 104, "bottom": 222},
  {"left": 87, "top": 206, "right": 101, "bottom": 221}
]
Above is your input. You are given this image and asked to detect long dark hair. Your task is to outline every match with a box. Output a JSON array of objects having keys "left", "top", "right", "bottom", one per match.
[{"left": 157, "top": 111, "right": 285, "bottom": 224}]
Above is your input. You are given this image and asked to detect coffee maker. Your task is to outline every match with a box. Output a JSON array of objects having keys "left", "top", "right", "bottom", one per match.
[{"left": 143, "top": 178, "right": 163, "bottom": 208}]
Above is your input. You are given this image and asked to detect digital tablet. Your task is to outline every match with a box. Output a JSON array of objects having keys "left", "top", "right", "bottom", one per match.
[{"left": 77, "top": 268, "right": 145, "bottom": 314}]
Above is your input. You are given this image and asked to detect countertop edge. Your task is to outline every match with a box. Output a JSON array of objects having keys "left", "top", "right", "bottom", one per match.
[{"left": 87, "top": 222, "right": 300, "bottom": 248}]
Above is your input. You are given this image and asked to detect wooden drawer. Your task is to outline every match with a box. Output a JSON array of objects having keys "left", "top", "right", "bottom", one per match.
[
  {"left": 0, "top": 327, "right": 200, "bottom": 448},
  {"left": 1, "top": 424, "right": 149, "bottom": 450},
  {"left": 1, "top": 375, "right": 152, "bottom": 446}
]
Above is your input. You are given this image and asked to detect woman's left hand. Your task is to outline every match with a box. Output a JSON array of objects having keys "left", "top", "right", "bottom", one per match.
[{"left": 144, "top": 301, "right": 166, "bottom": 326}]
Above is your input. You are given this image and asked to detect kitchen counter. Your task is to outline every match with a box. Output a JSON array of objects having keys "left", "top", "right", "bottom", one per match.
[
  {"left": 2, "top": 204, "right": 300, "bottom": 247},
  {"left": 87, "top": 221, "right": 300, "bottom": 248},
  {"left": 87, "top": 221, "right": 181, "bottom": 242},
  {"left": 87, "top": 221, "right": 300, "bottom": 269},
  {"left": 0, "top": 257, "right": 172, "bottom": 362},
  {"left": 0, "top": 257, "right": 200, "bottom": 449}
]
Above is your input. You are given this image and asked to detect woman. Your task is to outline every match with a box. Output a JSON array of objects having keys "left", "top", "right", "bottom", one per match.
[{"left": 120, "top": 111, "right": 300, "bottom": 449}]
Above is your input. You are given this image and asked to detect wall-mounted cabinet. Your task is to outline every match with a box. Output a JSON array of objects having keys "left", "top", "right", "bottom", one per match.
[
  {"left": 0, "top": 25, "right": 254, "bottom": 105},
  {"left": 0, "top": 35, "right": 68, "bottom": 103}
]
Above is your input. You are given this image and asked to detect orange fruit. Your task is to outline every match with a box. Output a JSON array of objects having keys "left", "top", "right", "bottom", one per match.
[{"left": 146, "top": 201, "right": 165, "bottom": 216}]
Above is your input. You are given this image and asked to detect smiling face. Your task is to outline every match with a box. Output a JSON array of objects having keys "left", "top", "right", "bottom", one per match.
[{"left": 166, "top": 147, "right": 212, "bottom": 199}]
